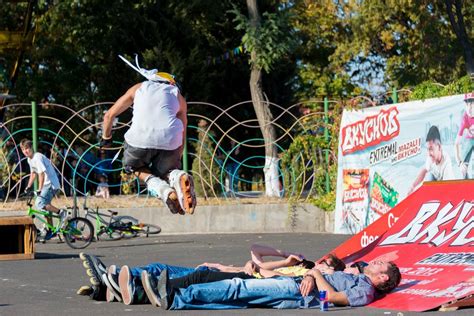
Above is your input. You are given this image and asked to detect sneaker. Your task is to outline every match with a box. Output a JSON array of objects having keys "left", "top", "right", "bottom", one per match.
[
  {"left": 169, "top": 170, "right": 196, "bottom": 214},
  {"left": 80, "top": 253, "right": 107, "bottom": 285},
  {"left": 165, "top": 191, "right": 185, "bottom": 215},
  {"left": 89, "top": 284, "right": 106, "bottom": 301},
  {"left": 119, "top": 265, "right": 135, "bottom": 305},
  {"left": 107, "top": 265, "right": 121, "bottom": 297},
  {"left": 157, "top": 269, "right": 172, "bottom": 310},
  {"left": 118, "top": 265, "right": 148, "bottom": 305},
  {"left": 103, "top": 265, "right": 122, "bottom": 302},
  {"left": 141, "top": 270, "right": 161, "bottom": 307},
  {"left": 103, "top": 273, "right": 121, "bottom": 302},
  {"left": 39, "top": 230, "right": 57, "bottom": 242},
  {"left": 147, "top": 176, "right": 184, "bottom": 215}
]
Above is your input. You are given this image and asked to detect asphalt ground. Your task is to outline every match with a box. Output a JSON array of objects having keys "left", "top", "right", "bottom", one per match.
[{"left": 0, "top": 233, "right": 472, "bottom": 316}]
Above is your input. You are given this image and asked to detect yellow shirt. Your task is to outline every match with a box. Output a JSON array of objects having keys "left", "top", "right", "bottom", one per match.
[{"left": 253, "top": 266, "right": 309, "bottom": 278}]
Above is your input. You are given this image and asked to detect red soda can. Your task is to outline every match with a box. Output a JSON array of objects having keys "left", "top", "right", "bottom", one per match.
[{"left": 319, "top": 290, "right": 329, "bottom": 311}]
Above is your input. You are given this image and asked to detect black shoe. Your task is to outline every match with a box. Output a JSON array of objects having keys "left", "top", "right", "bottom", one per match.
[
  {"left": 89, "top": 284, "right": 106, "bottom": 301},
  {"left": 157, "top": 269, "right": 172, "bottom": 310},
  {"left": 80, "top": 253, "right": 107, "bottom": 285},
  {"left": 141, "top": 270, "right": 161, "bottom": 307}
]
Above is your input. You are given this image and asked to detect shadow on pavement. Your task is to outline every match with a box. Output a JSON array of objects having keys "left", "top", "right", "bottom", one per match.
[
  {"left": 35, "top": 252, "right": 81, "bottom": 259},
  {"left": 93, "top": 240, "right": 195, "bottom": 250}
]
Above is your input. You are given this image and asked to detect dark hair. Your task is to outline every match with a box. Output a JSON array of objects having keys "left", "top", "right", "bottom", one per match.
[
  {"left": 426, "top": 125, "right": 441, "bottom": 143},
  {"left": 327, "top": 253, "right": 346, "bottom": 272},
  {"left": 299, "top": 259, "right": 315, "bottom": 269},
  {"left": 375, "top": 261, "right": 401, "bottom": 293},
  {"left": 20, "top": 139, "right": 33, "bottom": 149}
]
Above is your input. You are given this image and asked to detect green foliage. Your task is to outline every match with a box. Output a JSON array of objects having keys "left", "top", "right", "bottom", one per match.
[
  {"left": 191, "top": 122, "right": 223, "bottom": 197},
  {"left": 410, "top": 75, "right": 474, "bottom": 100},
  {"left": 281, "top": 103, "right": 341, "bottom": 211},
  {"left": 230, "top": 4, "right": 295, "bottom": 73}
]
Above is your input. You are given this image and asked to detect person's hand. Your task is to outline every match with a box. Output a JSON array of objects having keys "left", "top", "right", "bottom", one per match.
[
  {"left": 283, "top": 251, "right": 305, "bottom": 260},
  {"left": 24, "top": 186, "right": 32, "bottom": 194},
  {"left": 314, "top": 263, "right": 334, "bottom": 275},
  {"left": 343, "top": 266, "right": 360, "bottom": 275},
  {"left": 299, "top": 275, "right": 315, "bottom": 297},
  {"left": 196, "top": 262, "right": 226, "bottom": 270},
  {"left": 285, "top": 254, "right": 304, "bottom": 266},
  {"left": 243, "top": 260, "right": 258, "bottom": 276},
  {"left": 99, "top": 137, "right": 112, "bottom": 149}
]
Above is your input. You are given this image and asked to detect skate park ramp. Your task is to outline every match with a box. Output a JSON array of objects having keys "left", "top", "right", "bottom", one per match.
[{"left": 330, "top": 180, "right": 474, "bottom": 312}]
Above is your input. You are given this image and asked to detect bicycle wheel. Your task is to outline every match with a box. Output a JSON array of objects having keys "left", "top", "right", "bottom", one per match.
[
  {"left": 136, "top": 223, "right": 161, "bottom": 236},
  {"left": 120, "top": 229, "right": 138, "bottom": 239},
  {"left": 97, "top": 228, "right": 122, "bottom": 241},
  {"left": 63, "top": 217, "right": 94, "bottom": 249},
  {"left": 114, "top": 215, "right": 139, "bottom": 225}
]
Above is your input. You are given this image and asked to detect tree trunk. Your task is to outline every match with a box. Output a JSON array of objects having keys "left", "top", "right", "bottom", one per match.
[
  {"left": 444, "top": 0, "right": 474, "bottom": 75},
  {"left": 247, "top": 0, "right": 280, "bottom": 197}
]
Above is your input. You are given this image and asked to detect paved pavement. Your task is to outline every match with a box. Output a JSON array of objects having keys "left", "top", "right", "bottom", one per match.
[{"left": 0, "top": 233, "right": 471, "bottom": 315}]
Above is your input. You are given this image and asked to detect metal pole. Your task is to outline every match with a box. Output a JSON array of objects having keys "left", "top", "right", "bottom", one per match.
[
  {"left": 392, "top": 87, "right": 398, "bottom": 104},
  {"left": 31, "top": 101, "right": 38, "bottom": 190},
  {"left": 324, "top": 97, "right": 330, "bottom": 194},
  {"left": 182, "top": 135, "right": 188, "bottom": 172}
]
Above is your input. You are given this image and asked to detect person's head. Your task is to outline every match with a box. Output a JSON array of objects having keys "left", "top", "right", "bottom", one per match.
[
  {"left": 464, "top": 92, "right": 474, "bottom": 118},
  {"left": 426, "top": 125, "right": 443, "bottom": 164},
  {"left": 99, "top": 174, "right": 107, "bottom": 183},
  {"left": 364, "top": 261, "right": 401, "bottom": 294},
  {"left": 20, "top": 139, "right": 34, "bottom": 158}
]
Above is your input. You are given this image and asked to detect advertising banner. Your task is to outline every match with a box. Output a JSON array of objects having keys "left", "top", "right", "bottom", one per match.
[
  {"left": 330, "top": 181, "right": 474, "bottom": 311},
  {"left": 335, "top": 94, "right": 473, "bottom": 234}
]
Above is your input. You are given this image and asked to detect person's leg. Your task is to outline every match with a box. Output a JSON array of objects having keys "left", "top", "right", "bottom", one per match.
[
  {"left": 122, "top": 142, "right": 181, "bottom": 214},
  {"left": 170, "top": 277, "right": 304, "bottom": 310},
  {"left": 36, "top": 186, "right": 65, "bottom": 231},
  {"left": 168, "top": 270, "right": 253, "bottom": 290},
  {"left": 154, "top": 148, "right": 196, "bottom": 214},
  {"left": 129, "top": 262, "right": 196, "bottom": 279}
]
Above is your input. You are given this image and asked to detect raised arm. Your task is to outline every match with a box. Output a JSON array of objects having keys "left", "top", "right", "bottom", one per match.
[
  {"left": 102, "top": 83, "right": 141, "bottom": 140},
  {"left": 250, "top": 243, "right": 303, "bottom": 265},
  {"left": 176, "top": 92, "right": 187, "bottom": 157}
]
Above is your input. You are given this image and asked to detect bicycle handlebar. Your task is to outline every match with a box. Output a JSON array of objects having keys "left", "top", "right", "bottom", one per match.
[{"left": 19, "top": 192, "right": 35, "bottom": 207}]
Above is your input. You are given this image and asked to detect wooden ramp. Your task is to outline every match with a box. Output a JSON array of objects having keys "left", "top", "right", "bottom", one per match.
[{"left": 0, "top": 216, "right": 35, "bottom": 260}]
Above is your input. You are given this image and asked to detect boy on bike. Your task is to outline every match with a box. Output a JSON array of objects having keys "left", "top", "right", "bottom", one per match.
[{"left": 20, "top": 139, "right": 67, "bottom": 240}]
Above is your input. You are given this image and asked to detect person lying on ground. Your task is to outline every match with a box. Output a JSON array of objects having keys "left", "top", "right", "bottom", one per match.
[
  {"left": 77, "top": 246, "right": 345, "bottom": 304},
  {"left": 141, "top": 259, "right": 401, "bottom": 310}
]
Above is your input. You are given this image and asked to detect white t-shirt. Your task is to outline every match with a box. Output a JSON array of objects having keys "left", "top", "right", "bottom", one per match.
[
  {"left": 27, "top": 152, "right": 60, "bottom": 189},
  {"left": 124, "top": 81, "right": 184, "bottom": 150},
  {"left": 424, "top": 150, "right": 454, "bottom": 181}
]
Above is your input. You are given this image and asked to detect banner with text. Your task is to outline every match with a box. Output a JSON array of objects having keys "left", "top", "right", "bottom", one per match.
[
  {"left": 351, "top": 181, "right": 474, "bottom": 311},
  {"left": 335, "top": 94, "right": 472, "bottom": 233}
]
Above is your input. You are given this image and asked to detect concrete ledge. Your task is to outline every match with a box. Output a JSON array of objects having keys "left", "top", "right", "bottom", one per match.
[
  {"left": 0, "top": 203, "right": 335, "bottom": 235},
  {"left": 99, "top": 203, "right": 334, "bottom": 235}
]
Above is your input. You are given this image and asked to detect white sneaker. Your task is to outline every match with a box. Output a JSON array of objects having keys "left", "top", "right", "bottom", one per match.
[
  {"left": 147, "top": 176, "right": 183, "bottom": 214},
  {"left": 169, "top": 170, "right": 196, "bottom": 214}
]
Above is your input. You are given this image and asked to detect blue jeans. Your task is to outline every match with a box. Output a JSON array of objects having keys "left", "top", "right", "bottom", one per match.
[
  {"left": 129, "top": 262, "right": 199, "bottom": 280},
  {"left": 170, "top": 276, "right": 319, "bottom": 310},
  {"left": 35, "top": 184, "right": 58, "bottom": 210}
]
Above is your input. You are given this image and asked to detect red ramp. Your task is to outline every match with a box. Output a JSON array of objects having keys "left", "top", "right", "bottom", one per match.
[{"left": 330, "top": 180, "right": 474, "bottom": 312}]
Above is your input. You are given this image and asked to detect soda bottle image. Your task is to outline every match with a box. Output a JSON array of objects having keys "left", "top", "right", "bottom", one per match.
[{"left": 319, "top": 290, "right": 329, "bottom": 311}]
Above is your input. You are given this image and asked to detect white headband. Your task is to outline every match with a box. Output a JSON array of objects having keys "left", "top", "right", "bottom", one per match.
[{"left": 118, "top": 54, "right": 175, "bottom": 83}]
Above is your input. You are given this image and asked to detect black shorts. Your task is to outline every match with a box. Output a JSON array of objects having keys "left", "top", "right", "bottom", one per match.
[{"left": 123, "top": 141, "right": 182, "bottom": 178}]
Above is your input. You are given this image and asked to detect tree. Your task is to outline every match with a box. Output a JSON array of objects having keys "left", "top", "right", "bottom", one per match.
[
  {"left": 444, "top": 0, "right": 474, "bottom": 75},
  {"left": 232, "top": 0, "right": 294, "bottom": 196}
]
